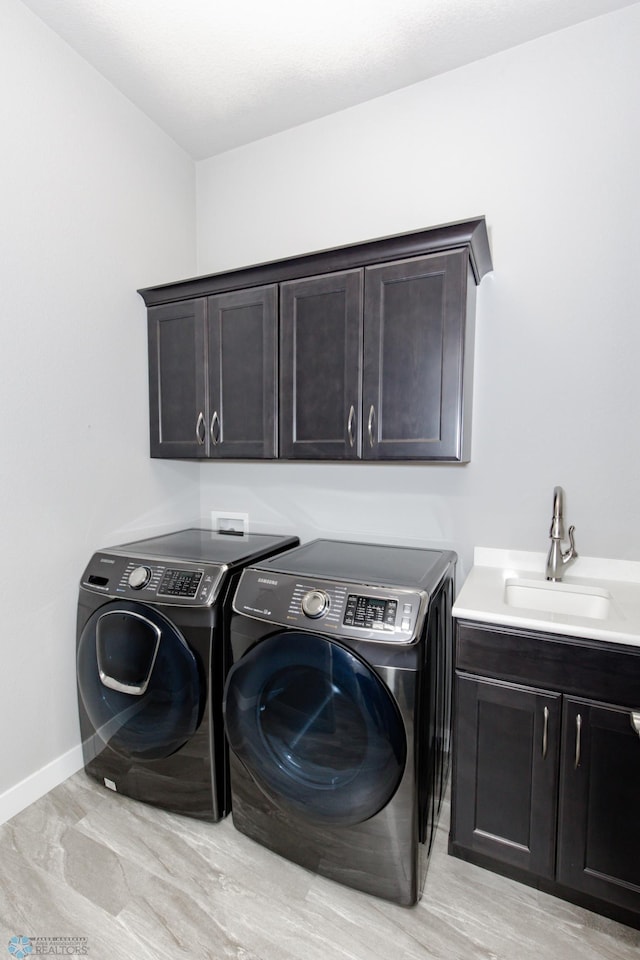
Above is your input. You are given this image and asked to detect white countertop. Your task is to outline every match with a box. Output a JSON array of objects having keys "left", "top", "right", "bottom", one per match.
[{"left": 452, "top": 548, "right": 640, "bottom": 648}]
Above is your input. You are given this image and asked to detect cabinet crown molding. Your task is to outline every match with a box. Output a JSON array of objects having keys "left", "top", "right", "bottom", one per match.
[{"left": 138, "top": 217, "right": 492, "bottom": 308}]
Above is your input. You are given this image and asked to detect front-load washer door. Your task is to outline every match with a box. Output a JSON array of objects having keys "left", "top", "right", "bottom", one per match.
[
  {"left": 224, "top": 631, "right": 406, "bottom": 826},
  {"left": 77, "top": 600, "right": 204, "bottom": 761}
]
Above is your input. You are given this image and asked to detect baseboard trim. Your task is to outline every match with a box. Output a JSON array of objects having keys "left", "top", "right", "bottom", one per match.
[{"left": 0, "top": 745, "right": 84, "bottom": 826}]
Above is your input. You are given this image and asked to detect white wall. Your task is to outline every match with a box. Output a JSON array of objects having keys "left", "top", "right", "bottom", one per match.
[
  {"left": 0, "top": 0, "right": 199, "bottom": 819},
  {"left": 195, "top": 5, "right": 640, "bottom": 577}
]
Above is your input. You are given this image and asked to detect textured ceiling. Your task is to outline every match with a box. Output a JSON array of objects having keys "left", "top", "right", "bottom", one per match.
[{"left": 19, "top": 0, "right": 638, "bottom": 159}]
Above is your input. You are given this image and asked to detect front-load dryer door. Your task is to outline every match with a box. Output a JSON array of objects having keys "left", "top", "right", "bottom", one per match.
[
  {"left": 77, "top": 601, "right": 204, "bottom": 761},
  {"left": 224, "top": 631, "right": 406, "bottom": 826}
]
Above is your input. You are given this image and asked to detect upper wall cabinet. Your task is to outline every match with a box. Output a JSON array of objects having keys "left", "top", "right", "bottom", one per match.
[
  {"left": 147, "top": 298, "right": 208, "bottom": 459},
  {"left": 364, "top": 252, "right": 471, "bottom": 461},
  {"left": 139, "top": 218, "right": 492, "bottom": 462},
  {"left": 279, "top": 269, "right": 363, "bottom": 459},
  {"left": 147, "top": 286, "right": 277, "bottom": 459},
  {"left": 279, "top": 251, "right": 471, "bottom": 460}
]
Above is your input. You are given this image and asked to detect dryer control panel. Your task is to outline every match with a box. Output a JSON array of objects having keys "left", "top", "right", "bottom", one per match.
[
  {"left": 80, "top": 551, "right": 226, "bottom": 607},
  {"left": 233, "top": 569, "right": 424, "bottom": 643}
]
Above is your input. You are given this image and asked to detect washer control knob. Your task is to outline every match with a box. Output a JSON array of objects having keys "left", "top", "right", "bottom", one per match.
[
  {"left": 301, "top": 589, "right": 330, "bottom": 619},
  {"left": 129, "top": 566, "right": 151, "bottom": 590}
]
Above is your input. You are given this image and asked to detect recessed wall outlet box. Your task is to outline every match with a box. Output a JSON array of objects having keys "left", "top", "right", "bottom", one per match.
[{"left": 211, "top": 511, "right": 249, "bottom": 536}]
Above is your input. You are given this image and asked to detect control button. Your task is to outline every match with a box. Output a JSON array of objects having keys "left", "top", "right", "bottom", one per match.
[
  {"left": 385, "top": 600, "right": 397, "bottom": 624},
  {"left": 128, "top": 566, "right": 151, "bottom": 590},
  {"left": 401, "top": 617, "right": 411, "bottom": 631},
  {"left": 301, "top": 589, "right": 329, "bottom": 619},
  {"left": 403, "top": 603, "right": 413, "bottom": 615}
]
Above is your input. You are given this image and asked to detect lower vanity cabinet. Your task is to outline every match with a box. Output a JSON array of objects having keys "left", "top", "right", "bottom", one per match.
[
  {"left": 450, "top": 621, "right": 640, "bottom": 928},
  {"left": 557, "top": 697, "right": 640, "bottom": 914},
  {"left": 453, "top": 675, "right": 561, "bottom": 879}
]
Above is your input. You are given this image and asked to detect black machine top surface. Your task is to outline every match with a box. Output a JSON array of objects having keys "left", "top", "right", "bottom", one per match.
[
  {"left": 80, "top": 528, "right": 299, "bottom": 608},
  {"left": 253, "top": 538, "right": 456, "bottom": 592},
  {"left": 110, "top": 528, "right": 299, "bottom": 568}
]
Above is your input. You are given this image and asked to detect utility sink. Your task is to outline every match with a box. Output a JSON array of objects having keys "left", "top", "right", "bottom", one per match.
[{"left": 504, "top": 578, "right": 612, "bottom": 620}]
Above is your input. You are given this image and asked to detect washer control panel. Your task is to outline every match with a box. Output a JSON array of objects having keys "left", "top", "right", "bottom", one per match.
[
  {"left": 80, "top": 552, "right": 225, "bottom": 606},
  {"left": 234, "top": 569, "right": 423, "bottom": 643}
]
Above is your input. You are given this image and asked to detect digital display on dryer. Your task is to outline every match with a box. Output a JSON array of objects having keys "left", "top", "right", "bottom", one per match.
[
  {"left": 158, "top": 569, "right": 203, "bottom": 598},
  {"left": 344, "top": 595, "right": 398, "bottom": 629}
]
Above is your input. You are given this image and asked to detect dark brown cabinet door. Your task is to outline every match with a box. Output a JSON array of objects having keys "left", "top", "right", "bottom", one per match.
[
  {"left": 452, "top": 674, "right": 561, "bottom": 878},
  {"left": 279, "top": 271, "right": 362, "bottom": 459},
  {"left": 279, "top": 251, "right": 472, "bottom": 461},
  {"left": 147, "top": 288, "right": 277, "bottom": 460},
  {"left": 207, "top": 286, "right": 278, "bottom": 459},
  {"left": 557, "top": 697, "right": 640, "bottom": 913},
  {"left": 363, "top": 251, "right": 471, "bottom": 461},
  {"left": 147, "top": 299, "right": 208, "bottom": 458}
]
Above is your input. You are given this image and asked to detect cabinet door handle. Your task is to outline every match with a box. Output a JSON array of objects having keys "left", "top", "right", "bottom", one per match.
[
  {"left": 195, "top": 412, "right": 206, "bottom": 445},
  {"left": 631, "top": 711, "right": 640, "bottom": 738},
  {"left": 210, "top": 410, "right": 220, "bottom": 445},
  {"left": 574, "top": 713, "right": 582, "bottom": 769},
  {"left": 542, "top": 706, "right": 549, "bottom": 759},
  {"left": 347, "top": 405, "right": 355, "bottom": 448},
  {"left": 367, "top": 405, "right": 376, "bottom": 447}
]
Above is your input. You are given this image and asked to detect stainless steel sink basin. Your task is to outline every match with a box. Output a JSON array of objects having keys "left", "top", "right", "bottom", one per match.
[{"left": 504, "top": 578, "right": 612, "bottom": 620}]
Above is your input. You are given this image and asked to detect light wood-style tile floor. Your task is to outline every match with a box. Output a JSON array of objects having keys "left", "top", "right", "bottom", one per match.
[{"left": 1, "top": 772, "right": 638, "bottom": 960}]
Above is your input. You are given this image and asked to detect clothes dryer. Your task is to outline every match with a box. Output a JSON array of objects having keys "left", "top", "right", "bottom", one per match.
[
  {"left": 76, "top": 528, "right": 298, "bottom": 821},
  {"left": 223, "top": 538, "right": 455, "bottom": 904}
]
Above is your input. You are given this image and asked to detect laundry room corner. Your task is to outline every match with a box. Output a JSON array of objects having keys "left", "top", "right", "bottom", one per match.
[{"left": 0, "top": 0, "right": 200, "bottom": 824}]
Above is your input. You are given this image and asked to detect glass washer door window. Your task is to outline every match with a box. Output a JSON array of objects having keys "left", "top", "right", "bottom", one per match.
[
  {"left": 224, "top": 631, "right": 406, "bottom": 825},
  {"left": 77, "top": 600, "right": 203, "bottom": 761}
]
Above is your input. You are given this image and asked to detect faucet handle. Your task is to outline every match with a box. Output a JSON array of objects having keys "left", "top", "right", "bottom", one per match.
[{"left": 566, "top": 524, "right": 577, "bottom": 560}]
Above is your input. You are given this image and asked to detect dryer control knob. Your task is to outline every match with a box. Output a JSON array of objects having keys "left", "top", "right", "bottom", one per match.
[
  {"left": 301, "top": 589, "right": 329, "bottom": 619},
  {"left": 129, "top": 566, "right": 151, "bottom": 590}
]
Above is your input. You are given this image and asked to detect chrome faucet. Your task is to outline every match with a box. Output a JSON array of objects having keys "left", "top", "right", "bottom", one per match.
[{"left": 546, "top": 486, "right": 577, "bottom": 581}]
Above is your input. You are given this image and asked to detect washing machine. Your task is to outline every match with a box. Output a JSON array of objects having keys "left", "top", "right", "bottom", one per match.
[
  {"left": 223, "top": 538, "right": 456, "bottom": 904},
  {"left": 76, "top": 527, "right": 298, "bottom": 821}
]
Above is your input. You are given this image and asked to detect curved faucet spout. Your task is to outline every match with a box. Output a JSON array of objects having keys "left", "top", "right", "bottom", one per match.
[{"left": 545, "top": 486, "right": 577, "bottom": 581}]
